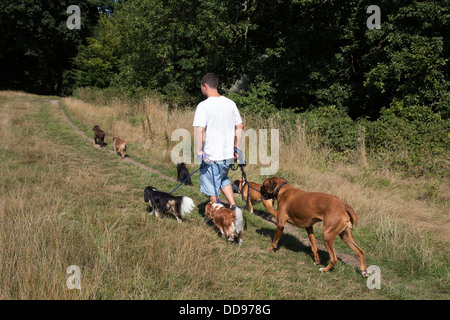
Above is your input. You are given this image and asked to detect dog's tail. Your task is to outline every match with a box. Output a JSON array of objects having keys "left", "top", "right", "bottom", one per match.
[
  {"left": 345, "top": 203, "right": 358, "bottom": 227},
  {"left": 234, "top": 206, "right": 244, "bottom": 245},
  {"left": 234, "top": 206, "right": 244, "bottom": 235},
  {"left": 180, "top": 196, "right": 195, "bottom": 217}
]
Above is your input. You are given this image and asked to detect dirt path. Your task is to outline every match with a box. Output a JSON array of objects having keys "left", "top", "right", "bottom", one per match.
[
  {"left": 50, "top": 99, "right": 177, "bottom": 183},
  {"left": 50, "top": 99, "right": 361, "bottom": 270}
]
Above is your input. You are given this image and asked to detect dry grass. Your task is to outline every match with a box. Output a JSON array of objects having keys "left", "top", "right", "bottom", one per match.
[
  {"left": 65, "top": 94, "right": 449, "bottom": 237},
  {"left": 63, "top": 91, "right": 449, "bottom": 245},
  {"left": 1, "top": 90, "right": 448, "bottom": 300},
  {"left": 63, "top": 92, "right": 449, "bottom": 267},
  {"left": 0, "top": 93, "right": 232, "bottom": 299}
]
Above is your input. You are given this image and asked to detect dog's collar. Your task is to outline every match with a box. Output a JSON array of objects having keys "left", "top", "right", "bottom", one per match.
[{"left": 274, "top": 182, "right": 289, "bottom": 199}]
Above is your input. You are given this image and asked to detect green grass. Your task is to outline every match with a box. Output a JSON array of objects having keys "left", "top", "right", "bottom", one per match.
[{"left": 0, "top": 92, "right": 448, "bottom": 300}]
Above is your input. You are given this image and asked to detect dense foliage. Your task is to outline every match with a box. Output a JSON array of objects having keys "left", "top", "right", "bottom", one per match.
[
  {"left": 68, "top": 0, "right": 449, "bottom": 119},
  {"left": 0, "top": 0, "right": 116, "bottom": 94},
  {"left": 1, "top": 0, "right": 448, "bottom": 176}
]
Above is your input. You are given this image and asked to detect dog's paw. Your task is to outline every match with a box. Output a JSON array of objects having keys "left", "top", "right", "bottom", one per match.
[
  {"left": 319, "top": 267, "right": 328, "bottom": 273},
  {"left": 362, "top": 270, "right": 368, "bottom": 278}
]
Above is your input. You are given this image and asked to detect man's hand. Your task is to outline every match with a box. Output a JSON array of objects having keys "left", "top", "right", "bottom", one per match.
[{"left": 197, "top": 150, "right": 211, "bottom": 164}]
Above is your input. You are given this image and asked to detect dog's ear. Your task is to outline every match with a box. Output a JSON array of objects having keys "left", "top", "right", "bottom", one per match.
[
  {"left": 205, "top": 203, "right": 212, "bottom": 218},
  {"left": 144, "top": 186, "right": 153, "bottom": 202}
]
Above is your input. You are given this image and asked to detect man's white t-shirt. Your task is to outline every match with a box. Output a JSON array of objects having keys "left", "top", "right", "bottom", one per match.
[{"left": 193, "top": 96, "right": 242, "bottom": 161}]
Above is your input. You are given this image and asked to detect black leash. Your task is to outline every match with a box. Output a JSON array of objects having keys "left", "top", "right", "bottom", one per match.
[{"left": 230, "top": 148, "right": 250, "bottom": 210}]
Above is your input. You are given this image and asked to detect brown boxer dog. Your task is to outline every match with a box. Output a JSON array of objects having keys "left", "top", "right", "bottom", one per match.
[
  {"left": 232, "top": 179, "right": 277, "bottom": 217},
  {"left": 260, "top": 177, "right": 367, "bottom": 277}
]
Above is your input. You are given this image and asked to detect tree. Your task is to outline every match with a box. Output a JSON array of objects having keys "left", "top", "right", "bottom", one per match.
[
  {"left": 363, "top": 1, "right": 450, "bottom": 119},
  {"left": 73, "top": 0, "right": 256, "bottom": 103},
  {"left": 71, "top": 0, "right": 449, "bottom": 119},
  {"left": 240, "top": 0, "right": 449, "bottom": 119},
  {"left": 0, "top": 0, "right": 108, "bottom": 94}
]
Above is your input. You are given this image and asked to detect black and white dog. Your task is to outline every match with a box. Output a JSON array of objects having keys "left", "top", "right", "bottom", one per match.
[
  {"left": 177, "top": 163, "right": 192, "bottom": 185},
  {"left": 144, "top": 186, "right": 195, "bottom": 223}
]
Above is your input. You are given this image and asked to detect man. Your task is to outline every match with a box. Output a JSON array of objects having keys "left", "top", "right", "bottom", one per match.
[{"left": 193, "top": 73, "right": 244, "bottom": 209}]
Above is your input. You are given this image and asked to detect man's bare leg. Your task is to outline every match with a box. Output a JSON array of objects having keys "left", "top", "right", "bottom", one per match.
[{"left": 221, "top": 184, "right": 236, "bottom": 208}]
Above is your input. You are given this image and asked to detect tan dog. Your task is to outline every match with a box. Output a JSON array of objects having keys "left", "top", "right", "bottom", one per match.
[
  {"left": 112, "top": 137, "right": 127, "bottom": 158},
  {"left": 232, "top": 179, "right": 277, "bottom": 217},
  {"left": 205, "top": 202, "right": 243, "bottom": 245},
  {"left": 260, "top": 177, "right": 367, "bottom": 277}
]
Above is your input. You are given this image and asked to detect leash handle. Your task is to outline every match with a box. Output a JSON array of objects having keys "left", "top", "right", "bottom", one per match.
[
  {"left": 231, "top": 147, "right": 246, "bottom": 171},
  {"left": 197, "top": 149, "right": 210, "bottom": 163},
  {"left": 234, "top": 147, "right": 245, "bottom": 165}
]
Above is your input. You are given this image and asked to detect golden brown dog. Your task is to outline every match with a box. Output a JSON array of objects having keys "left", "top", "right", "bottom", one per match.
[
  {"left": 232, "top": 179, "right": 277, "bottom": 217},
  {"left": 205, "top": 202, "right": 243, "bottom": 245},
  {"left": 260, "top": 177, "right": 367, "bottom": 277},
  {"left": 112, "top": 137, "right": 127, "bottom": 158}
]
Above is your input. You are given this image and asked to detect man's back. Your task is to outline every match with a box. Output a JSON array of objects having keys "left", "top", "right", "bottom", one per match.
[{"left": 193, "top": 96, "right": 242, "bottom": 161}]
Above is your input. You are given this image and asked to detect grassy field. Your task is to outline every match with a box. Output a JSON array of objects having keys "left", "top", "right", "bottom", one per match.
[{"left": 0, "top": 91, "right": 448, "bottom": 299}]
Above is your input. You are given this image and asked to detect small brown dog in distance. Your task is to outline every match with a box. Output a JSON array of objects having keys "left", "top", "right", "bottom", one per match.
[
  {"left": 112, "top": 137, "right": 128, "bottom": 158},
  {"left": 232, "top": 179, "right": 277, "bottom": 217},
  {"left": 205, "top": 202, "right": 243, "bottom": 245},
  {"left": 260, "top": 177, "right": 367, "bottom": 277},
  {"left": 92, "top": 125, "right": 105, "bottom": 147}
]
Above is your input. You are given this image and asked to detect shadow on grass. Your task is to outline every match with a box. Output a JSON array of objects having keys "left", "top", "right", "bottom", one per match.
[
  {"left": 250, "top": 208, "right": 357, "bottom": 271},
  {"left": 255, "top": 227, "right": 332, "bottom": 267}
]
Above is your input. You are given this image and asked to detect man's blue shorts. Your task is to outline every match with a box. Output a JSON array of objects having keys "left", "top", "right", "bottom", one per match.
[{"left": 200, "top": 160, "right": 232, "bottom": 197}]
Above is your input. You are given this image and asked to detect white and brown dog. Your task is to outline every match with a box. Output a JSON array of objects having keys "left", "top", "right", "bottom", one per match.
[{"left": 205, "top": 202, "right": 243, "bottom": 245}]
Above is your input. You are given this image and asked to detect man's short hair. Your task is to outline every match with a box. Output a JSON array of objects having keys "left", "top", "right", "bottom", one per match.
[{"left": 201, "top": 73, "right": 219, "bottom": 89}]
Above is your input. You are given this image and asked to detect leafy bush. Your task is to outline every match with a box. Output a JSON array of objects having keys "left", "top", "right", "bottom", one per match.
[
  {"left": 365, "top": 102, "right": 449, "bottom": 177},
  {"left": 226, "top": 79, "right": 278, "bottom": 118},
  {"left": 286, "top": 104, "right": 449, "bottom": 177},
  {"left": 300, "top": 106, "right": 359, "bottom": 152}
]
